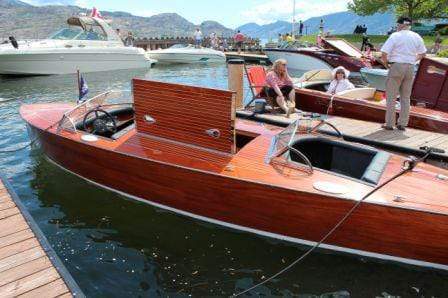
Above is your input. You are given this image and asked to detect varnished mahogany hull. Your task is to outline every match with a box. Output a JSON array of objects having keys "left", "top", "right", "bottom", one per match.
[
  {"left": 35, "top": 127, "right": 448, "bottom": 269},
  {"left": 297, "top": 89, "right": 448, "bottom": 133}
]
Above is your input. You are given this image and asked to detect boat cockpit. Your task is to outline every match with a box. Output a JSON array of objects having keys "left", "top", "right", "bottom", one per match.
[
  {"left": 267, "top": 119, "right": 390, "bottom": 184},
  {"left": 58, "top": 91, "right": 135, "bottom": 139}
]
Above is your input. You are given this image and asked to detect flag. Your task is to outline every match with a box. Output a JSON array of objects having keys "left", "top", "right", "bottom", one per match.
[
  {"left": 78, "top": 75, "right": 89, "bottom": 104},
  {"left": 91, "top": 7, "right": 103, "bottom": 19}
]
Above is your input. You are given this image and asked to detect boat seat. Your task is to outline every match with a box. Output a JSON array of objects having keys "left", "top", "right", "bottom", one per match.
[
  {"left": 337, "top": 87, "right": 376, "bottom": 100},
  {"left": 111, "top": 123, "right": 135, "bottom": 140},
  {"left": 290, "top": 136, "right": 389, "bottom": 184},
  {"left": 360, "top": 151, "right": 390, "bottom": 184}
]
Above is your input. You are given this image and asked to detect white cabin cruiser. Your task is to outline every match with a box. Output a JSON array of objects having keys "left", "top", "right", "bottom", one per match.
[
  {"left": 0, "top": 16, "right": 155, "bottom": 75},
  {"left": 147, "top": 44, "right": 225, "bottom": 64}
]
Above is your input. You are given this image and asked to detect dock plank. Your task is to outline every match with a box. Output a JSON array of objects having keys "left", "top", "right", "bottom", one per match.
[
  {"left": 0, "top": 238, "right": 40, "bottom": 260},
  {"left": 0, "top": 257, "right": 52, "bottom": 287},
  {"left": 18, "top": 278, "right": 70, "bottom": 298},
  {"left": 0, "top": 207, "right": 20, "bottom": 220},
  {"left": 0, "top": 247, "right": 46, "bottom": 273},
  {"left": 0, "top": 267, "right": 60, "bottom": 297},
  {"left": 0, "top": 229, "right": 34, "bottom": 249},
  {"left": 0, "top": 178, "right": 83, "bottom": 297}
]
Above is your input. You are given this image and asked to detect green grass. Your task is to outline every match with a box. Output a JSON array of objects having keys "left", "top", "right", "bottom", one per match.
[{"left": 299, "top": 34, "right": 448, "bottom": 46}]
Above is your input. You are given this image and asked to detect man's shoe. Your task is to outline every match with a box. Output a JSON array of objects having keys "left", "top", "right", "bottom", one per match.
[
  {"left": 381, "top": 124, "right": 394, "bottom": 130},
  {"left": 396, "top": 125, "right": 406, "bottom": 131}
]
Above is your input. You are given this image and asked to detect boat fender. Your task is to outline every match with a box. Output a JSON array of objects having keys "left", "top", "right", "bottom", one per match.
[{"left": 8, "top": 36, "right": 18, "bottom": 49}]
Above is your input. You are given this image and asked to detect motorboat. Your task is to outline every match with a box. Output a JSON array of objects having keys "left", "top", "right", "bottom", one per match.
[
  {"left": 360, "top": 59, "right": 446, "bottom": 91},
  {"left": 265, "top": 38, "right": 384, "bottom": 75},
  {"left": 360, "top": 68, "right": 389, "bottom": 91},
  {"left": 0, "top": 16, "right": 155, "bottom": 75},
  {"left": 246, "top": 58, "right": 448, "bottom": 133},
  {"left": 20, "top": 79, "right": 448, "bottom": 272},
  {"left": 146, "top": 44, "right": 226, "bottom": 64}
]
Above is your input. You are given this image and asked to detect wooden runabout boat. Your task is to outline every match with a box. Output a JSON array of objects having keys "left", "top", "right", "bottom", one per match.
[
  {"left": 21, "top": 79, "right": 448, "bottom": 271},
  {"left": 246, "top": 57, "right": 448, "bottom": 133}
]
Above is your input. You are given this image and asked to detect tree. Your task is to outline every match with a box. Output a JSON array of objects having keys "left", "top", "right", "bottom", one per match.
[{"left": 348, "top": 0, "right": 448, "bottom": 21}]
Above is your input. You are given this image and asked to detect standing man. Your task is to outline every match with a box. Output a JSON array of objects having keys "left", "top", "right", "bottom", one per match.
[
  {"left": 194, "top": 28, "right": 203, "bottom": 48},
  {"left": 381, "top": 16, "right": 426, "bottom": 131},
  {"left": 299, "top": 20, "right": 304, "bottom": 35},
  {"left": 234, "top": 30, "right": 245, "bottom": 54}
]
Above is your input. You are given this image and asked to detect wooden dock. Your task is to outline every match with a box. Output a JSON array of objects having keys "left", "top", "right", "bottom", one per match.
[
  {"left": 225, "top": 52, "right": 271, "bottom": 64},
  {"left": 0, "top": 176, "right": 84, "bottom": 297},
  {"left": 237, "top": 110, "right": 448, "bottom": 161}
]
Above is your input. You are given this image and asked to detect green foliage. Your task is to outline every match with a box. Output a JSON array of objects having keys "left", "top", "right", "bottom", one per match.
[
  {"left": 437, "top": 49, "right": 448, "bottom": 57},
  {"left": 348, "top": 0, "right": 448, "bottom": 20}
]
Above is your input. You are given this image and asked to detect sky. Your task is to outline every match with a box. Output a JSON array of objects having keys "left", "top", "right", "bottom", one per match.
[{"left": 21, "top": 0, "right": 351, "bottom": 28}]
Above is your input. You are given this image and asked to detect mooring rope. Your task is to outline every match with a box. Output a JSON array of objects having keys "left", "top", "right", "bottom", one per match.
[{"left": 232, "top": 153, "right": 427, "bottom": 297}]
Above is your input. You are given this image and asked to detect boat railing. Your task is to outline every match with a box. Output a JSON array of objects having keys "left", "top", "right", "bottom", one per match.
[{"left": 57, "top": 90, "right": 132, "bottom": 133}]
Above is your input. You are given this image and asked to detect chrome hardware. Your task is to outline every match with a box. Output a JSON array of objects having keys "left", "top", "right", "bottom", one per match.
[
  {"left": 144, "top": 115, "right": 156, "bottom": 124},
  {"left": 205, "top": 128, "right": 220, "bottom": 138}
]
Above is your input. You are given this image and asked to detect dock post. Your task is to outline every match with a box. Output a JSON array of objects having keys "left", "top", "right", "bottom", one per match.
[{"left": 227, "top": 59, "right": 244, "bottom": 109}]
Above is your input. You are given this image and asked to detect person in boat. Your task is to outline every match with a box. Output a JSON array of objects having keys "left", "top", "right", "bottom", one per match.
[
  {"left": 381, "top": 16, "right": 426, "bottom": 131},
  {"left": 327, "top": 66, "right": 355, "bottom": 95},
  {"left": 265, "top": 59, "right": 296, "bottom": 115}
]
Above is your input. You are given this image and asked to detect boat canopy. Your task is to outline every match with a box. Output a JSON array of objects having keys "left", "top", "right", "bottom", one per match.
[{"left": 63, "top": 16, "right": 122, "bottom": 42}]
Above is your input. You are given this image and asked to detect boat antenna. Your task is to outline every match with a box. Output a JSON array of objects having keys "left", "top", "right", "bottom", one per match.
[{"left": 231, "top": 149, "right": 439, "bottom": 297}]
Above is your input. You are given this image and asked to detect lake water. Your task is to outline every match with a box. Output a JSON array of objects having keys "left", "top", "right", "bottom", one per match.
[{"left": 0, "top": 64, "right": 447, "bottom": 297}]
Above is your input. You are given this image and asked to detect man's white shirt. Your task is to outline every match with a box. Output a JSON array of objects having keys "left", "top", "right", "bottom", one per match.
[{"left": 381, "top": 30, "right": 427, "bottom": 64}]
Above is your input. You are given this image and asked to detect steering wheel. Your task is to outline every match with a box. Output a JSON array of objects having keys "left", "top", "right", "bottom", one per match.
[{"left": 83, "top": 108, "right": 117, "bottom": 135}]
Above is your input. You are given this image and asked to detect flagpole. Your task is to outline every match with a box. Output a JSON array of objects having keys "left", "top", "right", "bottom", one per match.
[
  {"left": 292, "top": 0, "right": 296, "bottom": 39},
  {"left": 76, "top": 69, "right": 80, "bottom": 99}
]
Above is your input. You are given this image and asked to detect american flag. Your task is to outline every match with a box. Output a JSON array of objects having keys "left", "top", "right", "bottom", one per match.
[{"left": 78, "top": 75, "right": 89, "bottom": 104}]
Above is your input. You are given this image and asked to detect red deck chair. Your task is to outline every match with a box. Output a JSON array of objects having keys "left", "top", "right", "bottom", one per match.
[{"left": 244, "top": 65, "right": 278, "bottom": 109}]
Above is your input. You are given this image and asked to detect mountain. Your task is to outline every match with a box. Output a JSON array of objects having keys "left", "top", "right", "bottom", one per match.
[
  {"left": 236, "top": 11, "right": 395, "bottom": 39},
  {"left": 0, "top": 0, "right": 234, "bottom": 40}
]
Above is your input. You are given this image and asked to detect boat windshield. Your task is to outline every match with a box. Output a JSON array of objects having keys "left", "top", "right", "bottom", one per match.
[
  {"left": 49, "top": 27, "right": 107, "bottom": 41},
  {"left": 169, "top": 44, "right": 191, "bottom": 49},
  {"left": 50, "top": 28, "right": 83, "bottom": 40},
  {"left": 57, "top": 90, "right": 132, "bottom": 132}
]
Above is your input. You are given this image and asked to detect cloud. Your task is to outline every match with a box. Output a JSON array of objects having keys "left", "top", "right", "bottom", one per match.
[
  {"left": 21, "top": 0, "right": 76, "bottom": 5},
  {"left": 240, "top": 0, "right": 350, "bottom": 24}
]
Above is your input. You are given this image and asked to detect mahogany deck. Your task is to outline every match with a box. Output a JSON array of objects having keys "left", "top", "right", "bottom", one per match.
[
  {"left": 237, "top": 110, "right": 448, "bottom": 161},
  {"left": 0, "top": 176, "right": 84, "bottom": 298}
]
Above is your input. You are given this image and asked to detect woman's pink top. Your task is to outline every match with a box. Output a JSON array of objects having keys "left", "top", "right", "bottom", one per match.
[{"left": 266, "top": 71, "right": 293, "bottom": 89}]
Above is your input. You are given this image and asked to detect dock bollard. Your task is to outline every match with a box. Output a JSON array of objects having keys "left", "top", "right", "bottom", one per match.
[{"left": 227, "top": 59, "right": 244, "bottom": 109}]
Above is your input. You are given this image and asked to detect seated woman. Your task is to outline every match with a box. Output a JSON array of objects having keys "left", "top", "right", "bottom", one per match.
[
  {"left": 327, "top": 66, "right": 355, "bottom": 95},
  {"left": 266, "top": 59, "right": 296, "bottom": 116}
]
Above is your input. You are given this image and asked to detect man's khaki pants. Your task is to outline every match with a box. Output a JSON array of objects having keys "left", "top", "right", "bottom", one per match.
[{"left": 385, "top": 63, "right": 415, "bottom": 127}]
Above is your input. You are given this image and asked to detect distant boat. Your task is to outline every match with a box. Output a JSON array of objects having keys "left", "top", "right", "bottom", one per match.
[
  {"left": 146, "top": 44, "right": 226, "bottom": 64},
  {"left": 0, "top": 15, "right": 155, "bottom": 75},
  {"left": 265, "top": 38, "right": 384, "bottom": 75},
  {"left": 360, "top": 68, "right": 388, "bottom": 91}
]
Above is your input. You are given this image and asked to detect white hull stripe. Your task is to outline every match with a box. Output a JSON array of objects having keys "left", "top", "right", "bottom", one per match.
[{"left": 46, "top": 156, "right": 448, "bottom": 272}]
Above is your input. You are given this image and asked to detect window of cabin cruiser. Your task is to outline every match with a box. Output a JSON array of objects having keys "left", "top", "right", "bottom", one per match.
[
  {"left": 267, "top": 119, "right": 390, "bottom": 184},
  {"left": 57, "top": 91, "right": 135, "bottom": 140},
  {"left": 50, "top": 28, "right": 84, "bottom": 40}
]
